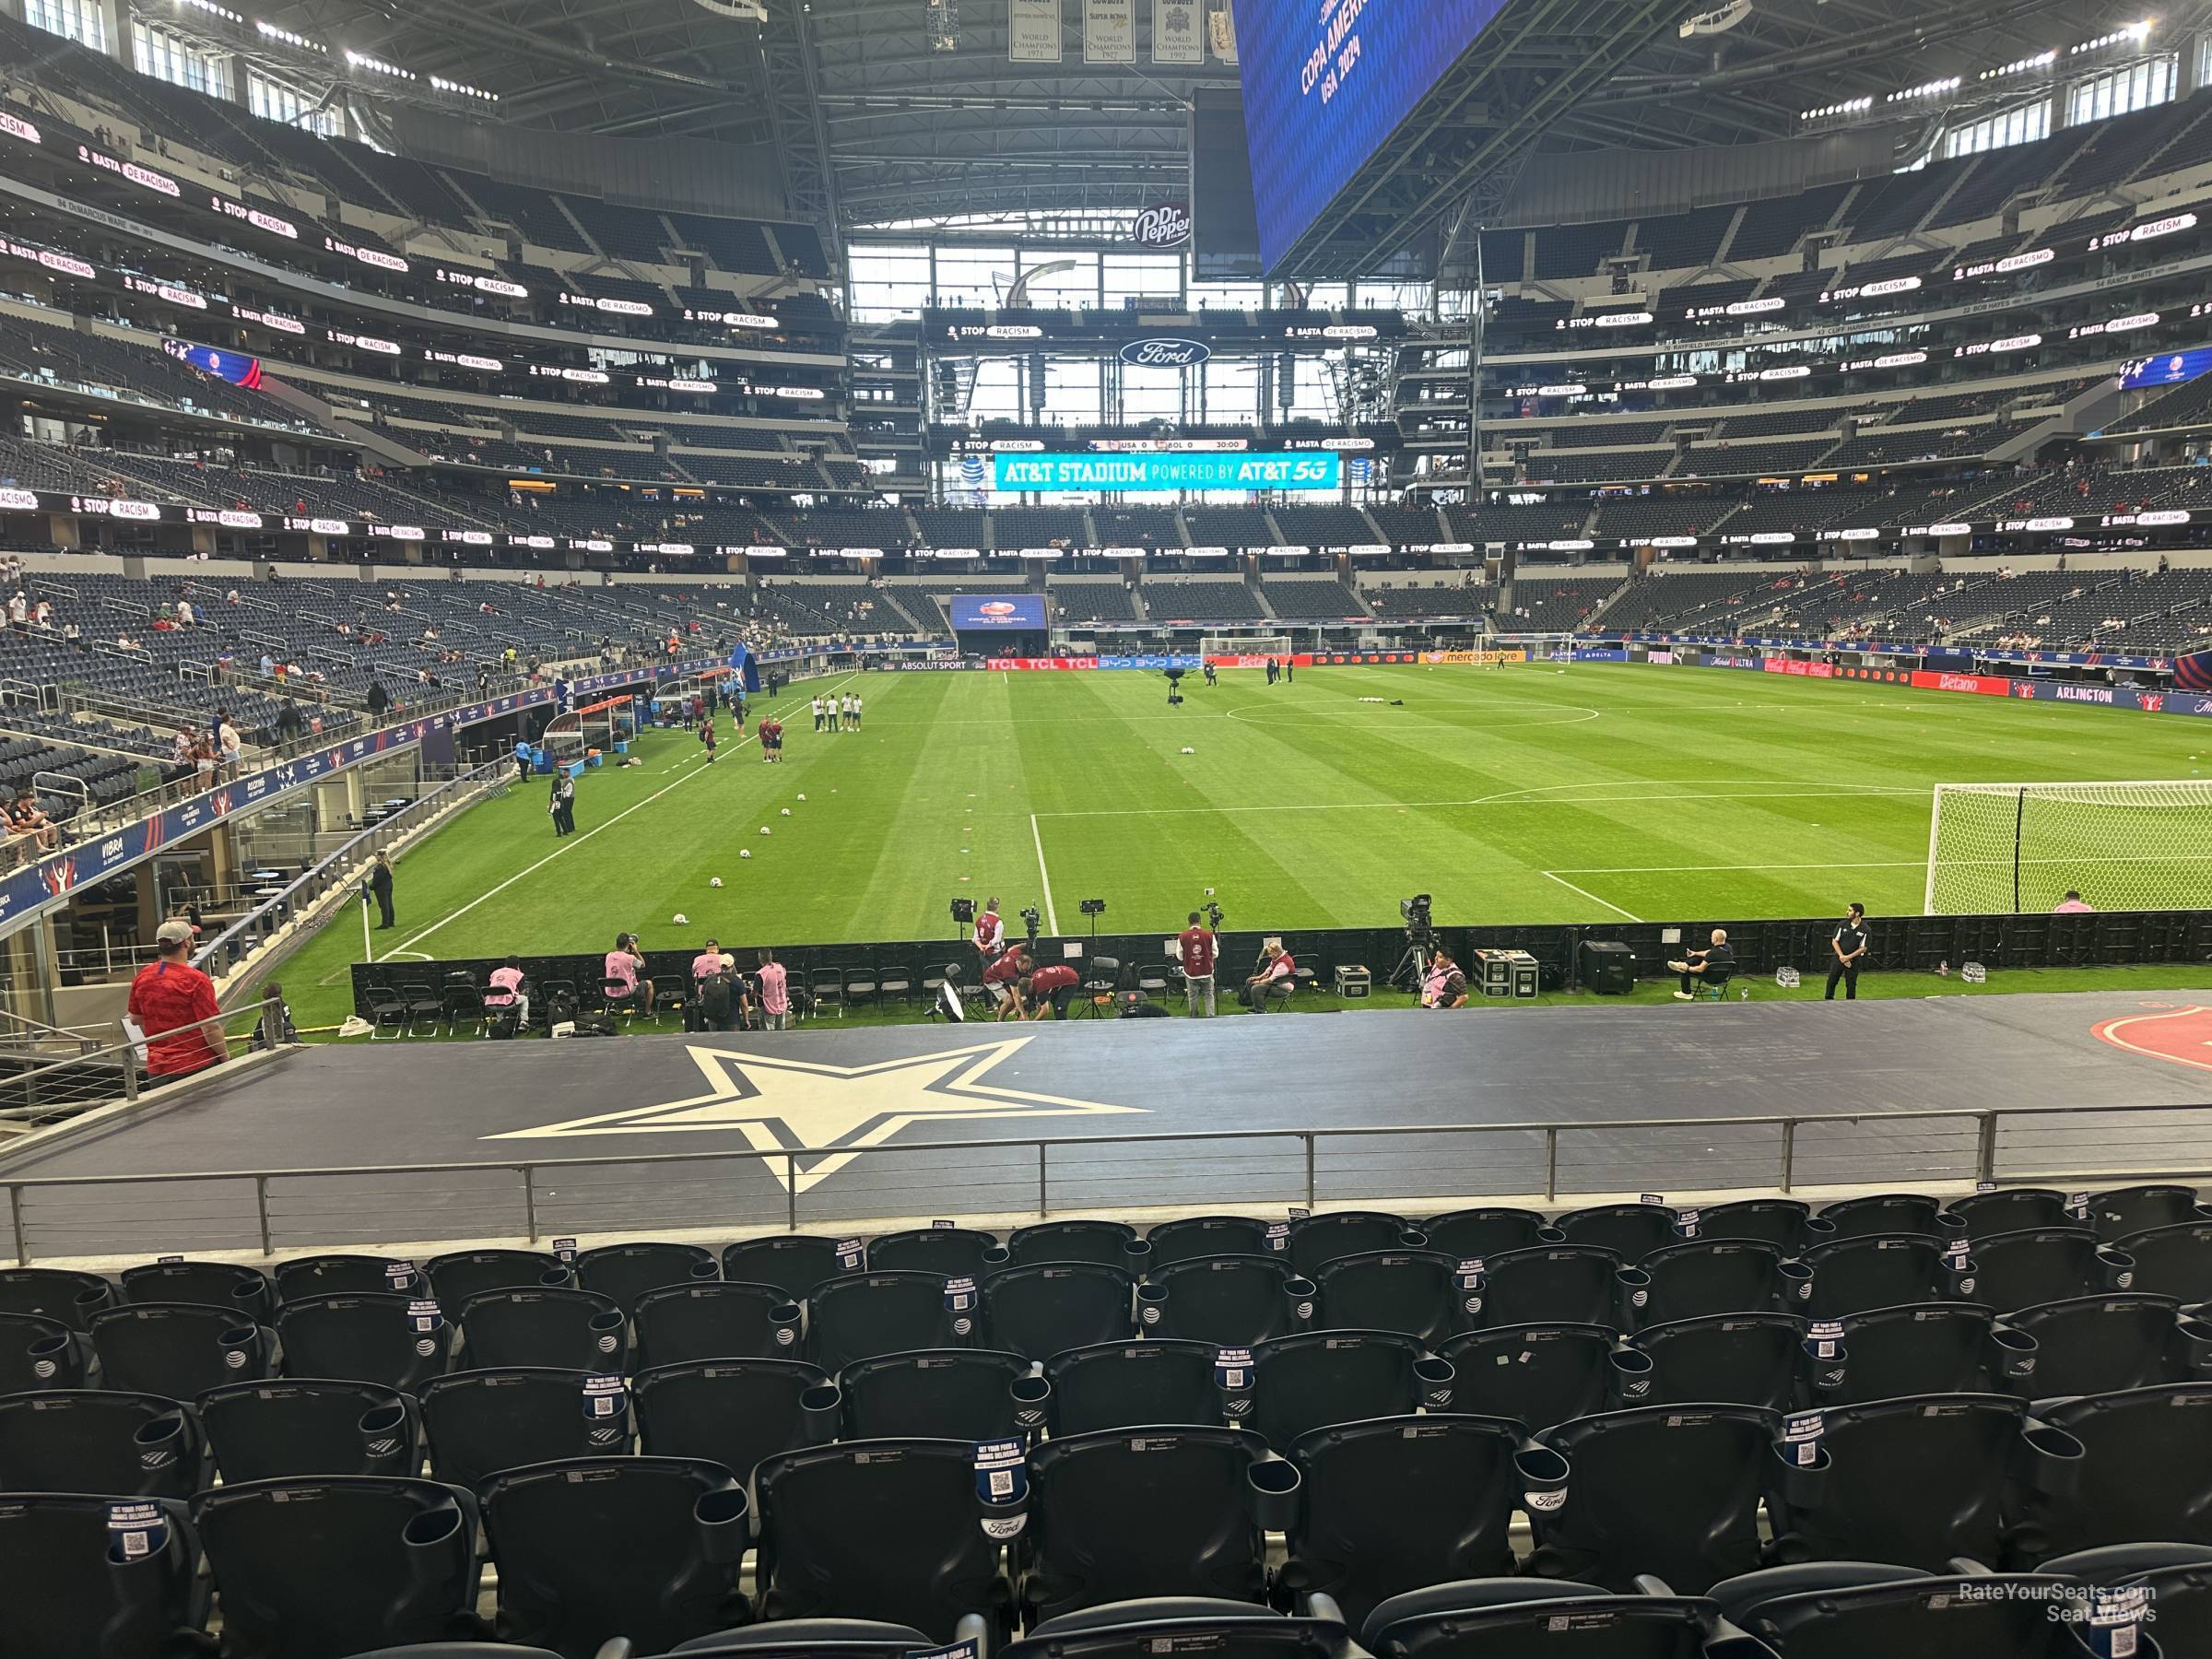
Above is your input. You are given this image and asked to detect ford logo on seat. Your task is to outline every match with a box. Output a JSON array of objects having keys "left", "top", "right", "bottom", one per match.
[{"left": 1120, "top": 337, "right": 1211, "bottom": 368}]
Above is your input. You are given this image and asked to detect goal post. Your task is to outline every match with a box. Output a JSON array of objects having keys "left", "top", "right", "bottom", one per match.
[
  {"left": 1924, "top": 780, "right": 2212, "bottom": 914},
  {"left": 1202, "top": 634, "right": 1291, "bottom": 661}
]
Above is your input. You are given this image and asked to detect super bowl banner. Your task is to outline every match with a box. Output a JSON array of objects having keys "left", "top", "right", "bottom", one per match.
[
  {"left": 1085, "top": 0, "right": 1135, "bottom": 63},
  {"left": 1009, "top": 0, "right": 1063, "bottom": 63},
  {"left": 1154, "top": 0, "right": 1203, "bottom": 62}
]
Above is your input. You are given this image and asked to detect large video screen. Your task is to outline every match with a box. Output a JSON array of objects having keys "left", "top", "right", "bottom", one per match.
[
  {"left": 993, "top": 452, "right": 1342, "bottom": 494},
  {"left": 2122, "top": 346, "right": 2212, "bottom": 391},
  {"left": 1231, "top": 0, "right": 1510, "bottom": 271},
  {"left": 950, "top": 594, "right": 1049, "bottom": 629}
]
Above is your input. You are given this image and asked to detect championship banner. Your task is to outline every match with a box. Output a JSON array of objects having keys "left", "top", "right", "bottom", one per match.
[
  {"left": 1085, "top": 0, "right": 1136, "bottom": 63},
  {"left": 1009, "top": 0, "right": 1064, "bottom": 63},
  {"left": 1153, "top": 0, "right": 1203, "bottom": 63},
  {"left": 2178, "top": 649, "right": 2212, "bottom": 692}
]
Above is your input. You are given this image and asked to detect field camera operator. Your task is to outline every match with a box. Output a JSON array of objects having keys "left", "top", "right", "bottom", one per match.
[
  {"left": 1178, "top": 899, "right": 1221, "bottom": 1018},
  {"left": 1421, "top": 945, "right": 1469, "bottom": 1009}
]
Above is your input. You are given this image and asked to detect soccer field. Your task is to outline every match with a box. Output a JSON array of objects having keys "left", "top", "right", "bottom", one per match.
[{"left": 283, "top": 660, "right": 2212, "bottom": 994}]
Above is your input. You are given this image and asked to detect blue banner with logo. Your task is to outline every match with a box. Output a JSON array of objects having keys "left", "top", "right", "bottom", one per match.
[{"left": 1097, "top": 654, "right": 1204, "bottom": 670}]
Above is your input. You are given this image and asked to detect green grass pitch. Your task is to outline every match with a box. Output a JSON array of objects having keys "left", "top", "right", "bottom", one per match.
[{"left": 276, "top": 661, "right": 2212, "bottom": 1023}]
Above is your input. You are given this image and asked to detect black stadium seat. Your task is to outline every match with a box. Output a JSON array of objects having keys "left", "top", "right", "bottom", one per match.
[
  {"left": 275, "top": 1292, "right": 457, "bottom": 1391},
  {"left": 634, "top": 1279, "right": 803, "bottom": 1369},
  {"left": 2006, "top": 1382, "right": 2212, "bottom": 1563},
  {"left": 199, "top": 1378, "right": 420, "bottom": 1481},
  {"left": 1435, "top": 1323, "right": 1645, "bottom": 1429},
  {"left": 2035, "top": 1543, "right": 2212, "bottom": 1654},
  {"left": 88, "top": 1301, "right": 275, "bottom": 1398},
  {"left": 0, "top": 1307, "right": 84, "bottom": 1391},
  {"left": 1471, "top": 1245, "right": 1625, "bottom": 1328},
  {"left": 837, "top": 1347, "right": 1034, "bottom": 1441},
  {"left": 1813, "top": 1302, "right": 2036, "bottom": 1405},
  {"left": 1363, "top": 1577, "right": 1754, "bottom": 1659},
  {"left": 274, "top": 1253, "right": 425, "bottom": 1302},
  {"left": 1417, "top": 1206, "right": 1554, "bottom": 1261},
  {"left": 0, "top": 1387, "right": 207, "bottom": 1499},
  {"left": 1006, "top": 1219, "right": 1141, "bottom": 1270},
  {"left": 120, "top": 1259, "right": 273, "bottom": 1319},
  {"left": 1146, "top": 1215, "right": 1277, "bottom": 1265},
  {"left": 1797, "top": 1235, "right": 1957, "bottom": 1319},
  {"left": 1310, "top": 1250, "right": 1462, "bottom": 1348},
  {"left": 1627, "top": 1312, "right": 1805, "bottom": 1413},
  {"left": 1043, "top": 1340, "right": 1219, "bottom": 1435},
  {"left": 866, "top": 1226, "right": 1000, "bottom": 1279},
  {"left": 420, "top": 1367, "right": 629, "bottom": 1490},
  {"left": 1246, "top": 1331, "right": 1451, "bottom": 1450},
  {"left": 1961, "top": 1227, "right": 2125, "bottom": 1313},
  {"left": 455, "top": 1286, "right": 629, "bottom": 1371},
  {"left": 1711, "top": 1564, "right": 2087, "bottom": 1658},
  {"left": 2005, "top": 1292, "right": 2212, "bottom": 1396},
  {"left": 426, "top": 1248, "right": 570, "bottom": 1304},
  {"left": 2083, "top": 1184, "right": 2206, "bottom": 1242},
  {"left": 807, "top": 1272, "right": 967, "bottom": 1371},
  {"left": 573, "top": 1241, "right": 720, "bottom": 1312},
  {"left": 0, "top": 1265, "right": 115, "bottom": 1329},
  {"left": 194, "top": 1475, "right": 481, "bottom": 1659},
  {"left": 982, "top": 1263, "right": 1137, "bottom": 1361},
  {"left": 1552, "top": 1203, "right": 1678, "bottom": 1263},
  {"left": 1947, "top": 1187, "right": 2074, "bottom": 1236},
  {"left": 0, "top": 1491, "right": 208, "bottom": 1659},
  {"left": 1285, "top": 1213, "right": 1418, "bottom": 1277},
  {"left": 722, "top": 1236, "right": 852, "bottom": 1300},
  {"left": 1688, "top": 1197, "right": 1817, "bottom": 1253},
  {"left": 1815, "top": 1194, "right": 1959, "bottom": 1241},
  {"left": 2113, "top": 1220, "right": 2212, "bottom": 1302},
  {"left": 1628, "top": 1239, "right": 1805, "bottom": 1328},
  {"left": 1004, "top": 1604, "right": 1363, "bottom": 1659},
  {"left": 482, "top": 1455, "right": 751, "bottom": 1656},
  {"left": 1143, "top": 1254, "right": 1313, "bottom": 1347},
  {"left": 632, "top": 1358, "right": 838, "bottom": 1483}
]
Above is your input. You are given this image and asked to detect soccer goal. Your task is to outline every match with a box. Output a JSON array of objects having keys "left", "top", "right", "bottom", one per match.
[
  {"left": 1924, "top": 780, "right": 2212, "bottom": 914},
  {"left": 1203, "top": 634, "right": 1291, "bottom": 661}
]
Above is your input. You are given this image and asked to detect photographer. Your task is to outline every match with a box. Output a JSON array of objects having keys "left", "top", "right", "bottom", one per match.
[
  {"left": 982, "top": 947, "right": 1031, "bottom": 1019},
  {"left": 1178, "top": 910, "right": 1218, "bottom": 1018},
  {"left": 604, "top": 932, "right": 653, "bottom": 1016},
  {"left": 1242, "top": 941, "right": 1297, "bottom": 1013},
  {"left": 1421, "top": 946, "right": 1469, "bottom": 1009}
]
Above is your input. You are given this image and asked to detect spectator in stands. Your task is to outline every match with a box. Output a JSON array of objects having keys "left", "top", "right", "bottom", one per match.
[
  {"left": 366, "top": 680, "right": 391, "bottom": 721},
  {"left": 2053, "top": 890, "right": 2094, "bottom": 914},
  {"left": 485, "top": 957, "right": 529, "bottom": 1028},
  {"left": 1670, "top": 929, "right": 1735, "bottom": 999},
  {"left": 1243, "top": 942, "right": 1297, "bottom": 1012},
  {"left": 6, "top": 790, "right": 57, "bottom": 853},
  {"left": 276, "top": 700, "right": 305, "bottom": 745},
  {"left": 1827, "top": 903, "right": 1868, "bottom": 1000},
  {"left": 1178, "top": 911, "right": 1218, "bottom": 1018},
  {"left": 1025, "top": 959, "right": 1082, "bottom": 1019},
  {"left": 604, "top": 933, "right": 653, "bottom": 1015},
  {"left": 126, "top": 919, "right": 228, "bottom": 1084},
  {"left": 755, "top": 951, "right": 790, "bottom": 1030},
  {"left": 218, "top": 717, "right": 243, "bottom": 780}
]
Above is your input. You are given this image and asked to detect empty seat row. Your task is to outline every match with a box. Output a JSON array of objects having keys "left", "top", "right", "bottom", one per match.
[{"left": 6, "top": 1382, "right": 2208, "bottom": 1658}]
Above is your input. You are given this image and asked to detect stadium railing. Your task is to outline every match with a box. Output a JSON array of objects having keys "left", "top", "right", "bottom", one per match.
[
  {"left": 0, "top": 1000, "right": 282, "bottom": 1155},
  {"left": 2, "top": 1096, "right": 2207, "bottom": 1262}
]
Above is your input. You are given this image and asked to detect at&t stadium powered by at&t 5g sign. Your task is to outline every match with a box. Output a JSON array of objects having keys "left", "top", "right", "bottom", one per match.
[{"left": 993, "top": 452, "right": 1342, "bottom": 493}]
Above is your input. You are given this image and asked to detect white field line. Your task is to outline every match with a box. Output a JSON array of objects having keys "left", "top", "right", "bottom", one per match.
[
  {"left": 1030, "top": 814, "right": 1061, "bottom": 935},
  {"left": 1543, "top": 872, "right": 1642, "bottom": 921}
]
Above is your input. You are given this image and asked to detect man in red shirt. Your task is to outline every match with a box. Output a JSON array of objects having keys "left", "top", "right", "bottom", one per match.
[
  {"left": 1242, "top": 941, "right": 1296, "bottom": 1013},
  {"left": 974, "top": 897, "right": 1006, "bottom": 963},
  {"left": 759, "top": 715, "right": 782, "bottom": 761},
  {"left": 126, "top": 919, "right": 229, "bottom": 1082},
  {"left": 1177, "top": 911, "right": 1218, "bottom": 1018},
  {"left": 982, "top": 947, "right": 1031, "bottom": 1019},
  {"left": 1025, "top": 961, "right": 1081, "bottom": 1019}
]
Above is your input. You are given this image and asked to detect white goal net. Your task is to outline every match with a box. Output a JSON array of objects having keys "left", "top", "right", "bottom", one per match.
[
  {"left": 1203, "top": 634, "right": 1291, "bottom": 660},
  {"left": 1924, "top": 780, "right": 2212, "bottom": 914}
]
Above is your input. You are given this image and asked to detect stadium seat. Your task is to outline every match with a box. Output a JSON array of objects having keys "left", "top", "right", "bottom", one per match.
[
  {"left": 1144, "top": 1254, "right": 1315, "bottom": 1347},
  {"left": 0, "top": 1265, "right": 114, "bottom": 1328},
  {"left": 420, "top": 1368, "right": 630, "bottom": 1489},
  {"left": 1146, "top": 1216, "right": 1277, "bottom": 1265},
  {"left": 1553, "top": 1203, "right": 1679, "bottom": 1263},
  {"left": 1524, "top": 1403, "right": 1781, "bottom": 1592},
  {"left": 88, "top": 1301, "right": 275, "bottom": 1397},
  {"left": 807, "top": 1272, "right": 968, "bottom": 1371},
  {"left": 0, "top": 1388, "right": 206, "bottom": 1500},
  {"left": 1627, "top": 1312, "right": 1806, "bottom": 1413},
  {"left": 982, "top": 1263, "right": 1138, "bottom": 1360},
  {"left": 865, "top": 1226, "right": 1001, "bottom": 1279},
  {"left": 1629, "top": 1240, "right": 1806, "bottom": 1329},
  {"left": 1417, "top": 1206, "right": 1554, "bottom": 1261},
  {"left": 1043, "top": 1339, "right": 1220, "bottom": 1435},
  {"left": 1006, "top": 1218, "right": 1143, "bottom": 1269},
  {"left": 426, "top": 1249, "right": 570, "bottom": 1304},
  {"left": 2036, "top": 1543, "right": 2212, "bottom": 1653},
  {"left": 274, "top": 1292, "right": 458, "bottom": 1391},
  {"left": 1796, "top": 1235, "right": 1958, "bottom": 1319},
  {"left": 1246, "top": 1331, "right": 1452, "bottom": 1450},
  {"left": 0, "top": 1491, "right": 209, "bottom": 1659},
  {"left": 1963, "top": 1227, "right": 2128, "bottom": 1313},
  {"left": 1711, "top": 1564, "right": 2101, "bottom": 1658},
  {"left": 483, "top": 1455, "right": 751, "bottom": 1654},
  {"left": 1471, "top": 1245, "right": 1627, "bottom": 1328},
  {"left": 1311, "top": 1250, "right": 1462, "bottom": 1348},
  {"left": 194, "top": 1475, "right": 481, "bottom": 1659},
  {"left": 274, "top": 1253, "right": 425, "bottom": 1301},
  {"left": 1434, "top": 1323, "right": 1647, "bottom": 1429},
  {"left": 1003, "top": 1602, "right": 1362, "bottom": 1659},
  {"left": 2084, "top": 1183, "right": 2206, "bottom": 1241},
  {"left": 1362, "top": 1577, "right": 1756, "bottom": 1659},
  {"left": 2113, "top": 1221, "right": 2212, "bottom": 1301},
  {"left": 574, "top": 1241, "right": 720, "bottom": 1312},
  {"left": 199, "top": 1378, "right": 421, "bottom": 1481},
  {"left": 673, "top": 1618, "right": 949, "bottom": 1658},
  {"left": 1813, "top": 1302, "right": 2036, "bottom": 1405},
  {"left": 753, "top": 1438, "right": 1010, "bottom": 1640},
  {"left": 632, "top": 1358, "right": 838, "bottom": 1482},
  {"left": 1022, "top": 1425, "right": 1296, "bottom": 1621},
  {"left": 120, "top": 1259, "right": 273, "bottom": 1319},
  {"left": 456, "top": 1286, "right": 629, "bottom": 1371},
  {"left": 0, "top": 1307, "right": 84, "bottom": 1391},
  {"left": 1686, "top": 1197, "right": 1818, "bottom": 1253},
  {"left": 2006, "top": 1382, "right": 2212, "bottom": 1563},
  {"left": 1764, "top": 1392, "right": 2076, "bottom": 1570},
  {"left": 1814, "top": 1194, "right": 1961, "bottom": 1241},
  {"left": 1279, "top": 1415, "right": 1555, "bottom": 1626},
  {"left": 1947, "top": 1187, "right": 2074, "bottom": 1235},
  {"left": 721, "top": 1236, "right": 851, "bottom": 1301},
  {"left": 2006, "top": 1293, "right": 2212, "bottom": 1396},
  {"left": 1285, "top": 1213, "right": 1420, "bottom": 1277},
  {"left": 633, "top": 1280, "right": 803, "bottom": 1368},
  {"left": 836, "top": 1347, "right": 1034, "bottom": 1441}
]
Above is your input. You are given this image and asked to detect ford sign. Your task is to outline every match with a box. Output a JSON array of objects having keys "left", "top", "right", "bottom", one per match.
[
  {"left": 1133, "top": 202, "right": 1193, "bottom": 248},
  {"left": 1121, "top": 337, "right": 1211, "bottom": 369}
]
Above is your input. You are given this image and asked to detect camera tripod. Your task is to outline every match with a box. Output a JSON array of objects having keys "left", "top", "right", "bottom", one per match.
[{"left": 1392, "top": 932, "right": 1434, "bottom": 994}]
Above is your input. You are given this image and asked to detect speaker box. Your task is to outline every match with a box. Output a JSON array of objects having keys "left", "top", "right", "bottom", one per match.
[{"left": 1580, "top": 939, "right": 1637, "bottom": 994}]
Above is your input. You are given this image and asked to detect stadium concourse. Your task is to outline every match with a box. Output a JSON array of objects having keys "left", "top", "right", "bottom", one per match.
[{"left": 8, "top": 0, "right": 2212, "bottom": 1654}]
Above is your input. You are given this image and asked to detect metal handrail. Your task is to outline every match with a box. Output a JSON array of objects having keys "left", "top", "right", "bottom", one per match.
[
  {"left": 2, "top": 1094, "right": 2207, "bottom": 1260},
  {"left": 0, "top": 1000, "right": 278, "bottom": 1130}
]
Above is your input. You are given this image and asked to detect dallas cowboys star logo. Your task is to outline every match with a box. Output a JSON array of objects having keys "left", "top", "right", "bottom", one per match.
[{"left": 483, "top": 1037, "right": 1145, "bottom": 1193}]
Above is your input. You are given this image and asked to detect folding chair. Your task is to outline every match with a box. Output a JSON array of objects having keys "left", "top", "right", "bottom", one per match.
[
  {"left": 398, "top": 982, "right": 442, "bottom": 1037},
  {"left": 843, "top": 965, "right": 877, "bottom": 1009},
  {"left": 441, "top": 971, "right": 486, "bottom": 1035},
  {"left": 878, "top": 963, "right": 915, "bottom": 1005},
  {"left": 365, "top": 981, "right": 408, "bottom": 1039},
  {"left": 809, "top": 969, "right": 845, "bottom": 1018},
  {"left": 1074, "top": 955, "right": 1123, "bottom": 1018}
]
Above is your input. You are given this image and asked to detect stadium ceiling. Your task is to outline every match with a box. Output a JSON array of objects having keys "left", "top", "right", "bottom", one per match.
[{"left": 254, "top": 0, "right": 2176, "bottom": 229}]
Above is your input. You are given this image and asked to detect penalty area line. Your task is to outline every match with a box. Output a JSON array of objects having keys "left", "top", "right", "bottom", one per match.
[
  {"left": 1030, "top": 814, "right": 1061, "bottom": 935},
  {"left": 1543, "top": 871, "right": 1642, "bottom": 922}
]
